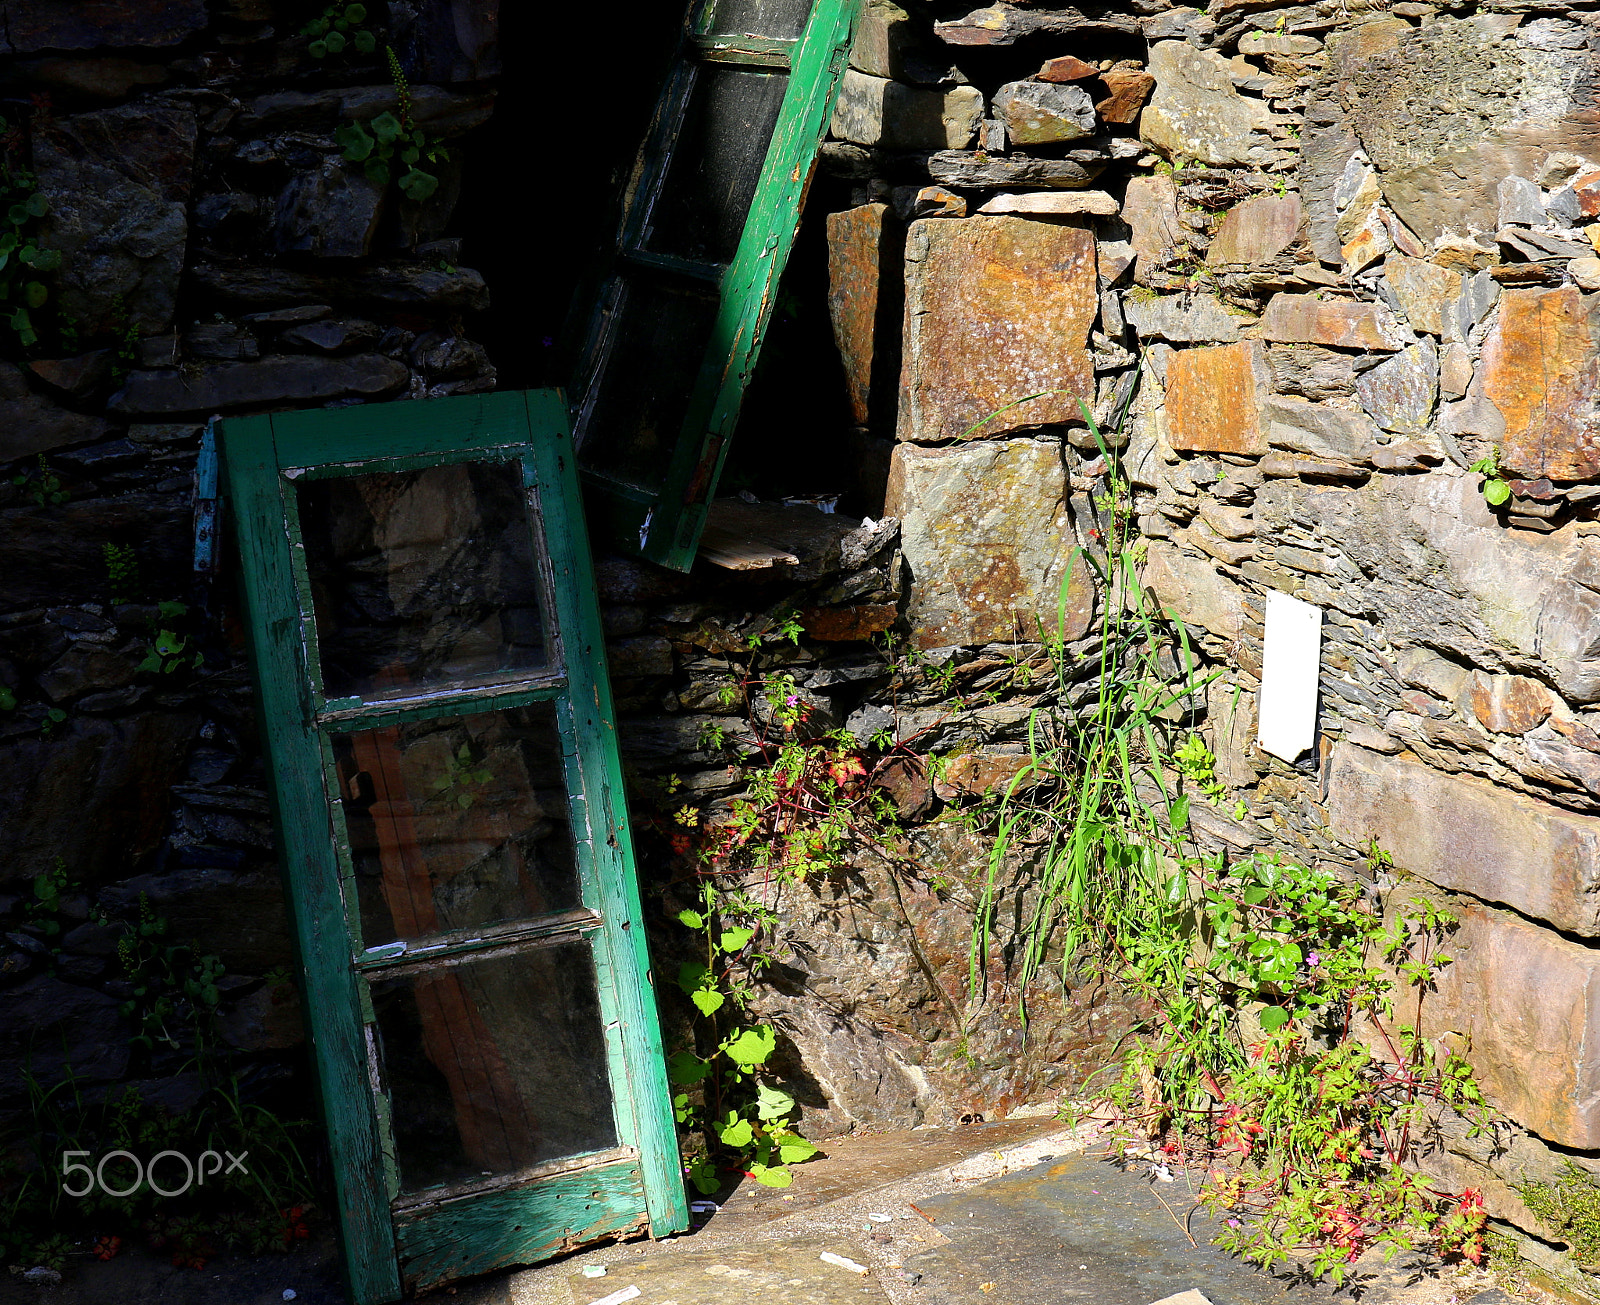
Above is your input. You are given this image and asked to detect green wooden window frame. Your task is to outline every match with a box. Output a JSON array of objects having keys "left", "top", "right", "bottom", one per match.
[
  {"left": 569, "top": 0, "right": 858, "bottom": 571},
  {"left": 219, "top": 391, "right": 687, "bottom": 1305}
]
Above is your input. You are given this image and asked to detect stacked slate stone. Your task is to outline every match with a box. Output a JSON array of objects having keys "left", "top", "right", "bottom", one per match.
[
  {"left": 814, "top": 0, "right": 1600, "bottom": 1276},
  {"left": 0, "top": 0, "right": 496, "bottom": 1132}
]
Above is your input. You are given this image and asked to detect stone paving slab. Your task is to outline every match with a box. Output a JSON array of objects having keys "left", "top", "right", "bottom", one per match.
[
  {"left": 564, "top": 1238, "right": 886, "bottom": 1305},
  {"left": 902, "top": 1152, "right": 1514, "bottom": 1305}
]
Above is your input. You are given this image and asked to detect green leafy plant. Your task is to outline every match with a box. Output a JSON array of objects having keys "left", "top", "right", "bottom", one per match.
[
  {"left": 430, "top": 741, "right": 493, "bottom": 809},
  {"left": 115, "top": 894, "right": 226, "bottom": 1056},
  {"left": 966, "top": 399, "right": 1495, "bottom": 1283},
  {"left": 13, "top": 455, "right": 67, "bottom": 506},
  {"left": 103, "top": 543, "right": 141, "bottom": 605},
  {"left": 1468, "top": 449, "right": 1511, "bottom": 507},
  {"left": 300, "top": 2, "right": 376, "bottom": 58},
  {"left": 335, "top": 47, "right": 448, "bottom": 201},
  {"left": 136, "top": 602, "right": 203, "bottom": 675},
  {"left": 0, "top": 114, "right": 62, "bottom": 349}
]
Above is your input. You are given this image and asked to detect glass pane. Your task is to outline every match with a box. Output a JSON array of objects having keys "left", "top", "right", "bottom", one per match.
[
  {"left": 644, "top": 65, "right": 788, "bottom": 265},
  {"left": 581, "top": 276, "right": 719, "bottom": 489},
  {"left": 372, "top": 944, "right": 617, "bottom": 1193},
  {"left": 298, "top": 461, "right": 547, "bottom": 702},
  {"left": 710, "top": 0, "right": 813, "bottom": 39},
  {"left": 334, "top": 703, "right": 581, "bottom": 947}
]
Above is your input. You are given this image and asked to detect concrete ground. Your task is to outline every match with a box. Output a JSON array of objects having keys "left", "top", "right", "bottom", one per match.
[
  {"left": 438, "top": 1119, "right": 1517, "bottom": 1305},
  {"left": 1, "top": 1119, "right": 1526, "bottom": 1305}
]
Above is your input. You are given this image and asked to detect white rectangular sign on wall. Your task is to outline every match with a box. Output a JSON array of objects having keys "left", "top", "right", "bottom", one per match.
[{"left": 1258, "top": 592, "right": 1323, "bottom": 762}]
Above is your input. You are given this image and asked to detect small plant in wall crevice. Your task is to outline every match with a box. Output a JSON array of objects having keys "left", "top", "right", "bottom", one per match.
[{"left": 1468, "top": 448, "right": 1511, "bottom": 507}]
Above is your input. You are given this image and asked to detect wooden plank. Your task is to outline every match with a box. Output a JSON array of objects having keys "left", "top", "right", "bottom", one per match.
[
  {"left": 313, "top": 677, "right": 565, "bottom": 732},
  {"left": 525, "top": 392, "right": 690, "bottom": 1242},
  {"left": 219, "top": 412, "right": 402, "bottom": 1305},
  {"left": 270, "top": 389, "right": 533, "bottom": 468},
  {"left": 394, "top": 1159, "right": 647, "bottom": 1291},
  {"left": 695, "top": 32, "right": 796, "bottom": 67}
]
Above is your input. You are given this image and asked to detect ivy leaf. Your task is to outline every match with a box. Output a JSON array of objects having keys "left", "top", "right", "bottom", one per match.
[
  {"left": 677, "top": 909, "right": 704, "bottom": 929},
  {"left": 1483, "top": 478, "right": 1511, "bottom": 507},
  {"left": 354, "top": 29, "right": 376, "bottom": 54},
  {"left": 775, "top": 1135, "right": 818, "bottom": 1164},
  {"left": 307, "top": 39, "right": 328, "bottom": 57},
  {"left": 345, "top": 3, "right": 368, "bottom": 21},
  {"left": 676, "top": 961, "right": 709, "bottom": 995},
  {"left": 690, "top": 987, "right": 725, "bottom": 1017},
  {"left": 717, "top": 1117, "right": 753, "bottom": 1149},
  {"left": 23, "top": 282, "right": 46, "bottom": 309},
  {"left": 399, "top": 168, "right": 439, "bottom": 202},
  {"left": 24, "top": 193, "right": 48, "bottom": 218},
  {"left": 689, "top": 1160, "right": 720, "bottom": 1195},
  {"left": 719, "top": 927, "right": 754, "bottom": 955},
  {"left": 750, "top": 1163, "right": 793, "bottom": 1188},
  {"left": 1259, "top": 1006, "right": 1290, "bottom": 1032},
  {"left": 667, "top": 1051, "right": 711, "bottom": 1085},
  {"left": 364, "top": 159, "right": 391, "bottom": 186},
  {"left": 335, "top": 122, "right": 375, "bottom": 161},
  {"left": 369, "top": 111, "right": 404, "bottom": 144},
  {"left": 722, "top": 1025, "right": 776, "bottom": 1068},
  {"left": 323, "top": 29, "right": 347, "bottom": 53},
  {"left": 755, "top": 1082, "right": 794, "bottom": 1121}
]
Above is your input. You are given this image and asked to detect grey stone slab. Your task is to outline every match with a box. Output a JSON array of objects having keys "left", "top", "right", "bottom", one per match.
[
  {"left": 566, "top": 1239, "right": 887, "bottom": 1305},
  {"left": 905, "top": 1154, "right": 1343, "bottom": 1305}
]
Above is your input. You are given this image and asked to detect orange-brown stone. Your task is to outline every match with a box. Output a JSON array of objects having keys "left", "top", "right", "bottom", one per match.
[
  {"left": 1095, "top": 69, "right": 1154, "bottom": 125},
  {"left": 1479, "top": 287, "right": 1600, "bottom": 481},
  {"left": 1469, "top": 671, "right": 1553, "bottom": 735},
  {"left": 826, "top": 203, "right": 892, "bottom": 428},
  {"left": 1205, "top": 193, "right": 1302, "bottom": 267},
  {"left": 1260, "top": 293, "right": 1405, "bottom": 350},
  {"left": 1164, "top": 341, "right": 1269, "bottom": 455},
  {"left": 798, "top": 603, "right": 898, "bottom": 642},
  {"left": 898, "top": 215, "right": 1097, "bottom": 442},
  {"left": 1037, "top": 54, "right": 1098, "bottom": 82}
]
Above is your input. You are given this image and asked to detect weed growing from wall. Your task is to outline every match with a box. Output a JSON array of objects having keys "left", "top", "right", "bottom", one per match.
[
  {"left": 659, "top": 622, "right": 941, "bottom": 1192},
  {"left": 0, "top": 874, "right": 319, "bottom": 1274},
  {"left": 969, "top": 403, "right": 1495, "bottom": 1283}
]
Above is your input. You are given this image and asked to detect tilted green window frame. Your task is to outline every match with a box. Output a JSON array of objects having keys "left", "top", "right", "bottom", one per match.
[
  {"left": 219, "top": 391, "right": 687, "bottom": 1305},
  {"left": 569, "top": 0, "right": 858, "bottom": 571}
]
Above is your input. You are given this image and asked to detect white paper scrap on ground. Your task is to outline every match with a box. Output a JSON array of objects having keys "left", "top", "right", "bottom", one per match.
[
  {"left": 586, "top": 1285, "right": 640, "bottom": 1305},
  {"left": 820, "top": 1252, "right": 870, "bottom": 1274},
  {"left": 1258, "top": 592, "right": 1322, "bottom": 762}
]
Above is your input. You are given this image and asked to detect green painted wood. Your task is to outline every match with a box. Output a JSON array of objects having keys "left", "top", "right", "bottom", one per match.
[
  {"left": 394, "top": 1160, "right": 647, "bottom": 1291},
  {"left": 219, "top": 413, "right": 402, "bottom": 1305},
  {"left": 222, "top": 390, "right": 686, "bottom": 1301},
  {"left": 648, "top": 0, "right": 857, "bottom": 569},
  {"left": 270, "top": 389, "right": 535, "bottom": 467},
  {"left": 313, "top": 678, "right": 565, "bottom": 733},
  {"left": 573, "top": 0, "right": 859, "bottom": 572},
  {"left": 523, "top": 391, "right": 690, "bottom": 1241}
]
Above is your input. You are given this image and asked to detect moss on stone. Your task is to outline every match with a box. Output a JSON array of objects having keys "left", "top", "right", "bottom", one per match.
[{"left": 1520, "top": 1162, "right": 1600, "bottom": 1265}]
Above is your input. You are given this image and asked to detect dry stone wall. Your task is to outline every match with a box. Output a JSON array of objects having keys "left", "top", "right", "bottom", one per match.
[
  {"left": 815, "top": 0, "right": 1600, "bottom": 1263},
  {"left": 0, "top": 0, "right": 1140, "bottom": 1165}
]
